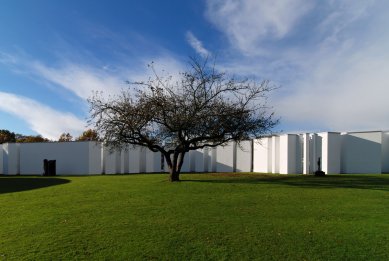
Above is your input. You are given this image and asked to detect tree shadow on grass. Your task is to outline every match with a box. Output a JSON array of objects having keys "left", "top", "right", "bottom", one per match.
[
  {"left": 182, "top": 174, "right": 389, "bottom": 192},
  {"left": 0, "top": 177, "right": 71, "bottom": 194}
]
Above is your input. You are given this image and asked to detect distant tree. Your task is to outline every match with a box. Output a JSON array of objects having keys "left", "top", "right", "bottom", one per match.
[
  {"left": 88, "top": 58, "right": 278, "bottom": 181},
  {"left": 76, "top": 129, "right": 100, "bottom": 141},
  {"left": 58, "top": 133, "right": 73, "bottom": 142},
  {"left": 16, "top": 135, "right": 49, "bottom": 143},
  {"left": 0, "top": 129, "right": 16, "bottom": 144}
]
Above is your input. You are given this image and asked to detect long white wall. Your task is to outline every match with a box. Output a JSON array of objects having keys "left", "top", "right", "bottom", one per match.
[
  {"left": 381, "top": 132, "right": 389, "bottom": 173},
  {"left": 341, "top": 131, "right": 382, "bottom": 174},
  {"left": 0, "top": 144, "right": 3, "bottom": 175},
  {"left": 18, "top": 142, "right": 101, "bottom": 175},
  {"left": 236, "top": 141, "right": 252, "bottom": 172},
  {"left": 318, "top": 132, "right": 341, "bottom": 174},
  {"left": 2, "top": 130, "right": 389, "bottom": 175},
  {"left": 253, "top": 137, "right": 272, "bottom": 173}
]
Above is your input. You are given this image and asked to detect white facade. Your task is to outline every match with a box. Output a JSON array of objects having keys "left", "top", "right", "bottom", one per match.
[
  {"left": 215, "top": 142, "right": 236, "bottom": 172},
  {"left": 18, "top": 142, "right": 101, "bottom": 175},
  {"left": 0, "top": 144, "right": 3, "bottom": 175},
  {"left": 2, "top": 130, "right": 389, "bottom": 175},
  {"left": 253, "top": 137, "right": 272, "bottom": 173},
  {"left": 341, "top": 131, "right": 382, "bottom": 174},
  {"left": 318, "top": 132, "right": 341, "bottom": 174},
  {"left": 236, "top": 141, "right": 252, "bottom": 172}
]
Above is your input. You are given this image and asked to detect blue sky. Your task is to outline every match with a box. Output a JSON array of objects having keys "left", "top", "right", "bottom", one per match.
[{"left": 1, "top": 0, "right": 389, "bottom": 139}]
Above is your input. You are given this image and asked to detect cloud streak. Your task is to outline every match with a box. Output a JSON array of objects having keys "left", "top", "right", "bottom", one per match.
[
  {"left": 186, "top": 31, "right": 211, "bottom": 58},
  {"left": 205, "top": 0, "right": 389, "bottom": 132},
  {"left": 0, "top": 91, "right": 85, "bottom": 140},
  {"left": 205, "top": 0, "right": 313, "bottom": 55}
]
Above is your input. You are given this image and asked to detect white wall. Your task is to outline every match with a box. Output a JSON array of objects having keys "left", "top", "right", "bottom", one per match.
[
  {"left": 318, "top": 132, "right": 341, "bottom": 174},
  {"left": 341, "top": 131, "right": 382, "bottom": 173},
  {"left": 236, "top": 141, "right": 252, "bottom": 172},
  {"left": 103, "top": 146, "right": 121, "bottom": 174},
  {"left": 3, "top": 143, "right": 20, "bottom": 175},
  {"left": 120, "top": 147, "right": 130, "bottom": 174},
  {"left": 253, "top": 138, "right": 271, "bottom": 173},
  {"left": 211, "top": 147, "right": 217, "bottom": 172},
  {"left": 381, "top": 132, "right": 389, "bottom": 173},
  {"left": 179, "top": 152, "right": 191, "bottom": 173},
  {"left": 146, "top": 150, "right": 162, "bottom": 173},
  {"left": 0, "top": 144, "right": 3, "bottom": 174},
  {"left": 279, "top": 134, "right": 299, "bottom": 174},
  {"left": 215, "top": 142, "right": 235, "bottom": 172},
  {"left": 309, "top": 134, "right": 322, "bottom": 173},
  {"left": 128, "top": 146, "right": 146, "bottom": 173},
  {"left": 303, "top": 134, "right": 310, "bottom": 174},
  {"left": 89, "top": 142, "right": 103, "bottom": 174},
  {"left": 192, "top": 149, "right": 207, "bottom": 172},
  {"left": 19, "top": 142, "right": 95, "bottom": 175},
  {"left": 271, "top": 136, "right": 280, "bottom": 173}
]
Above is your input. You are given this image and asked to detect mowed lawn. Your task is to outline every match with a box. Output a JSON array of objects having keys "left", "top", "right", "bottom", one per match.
[{"left": 1, "top": 174, "right": 389, "bottom": 260}]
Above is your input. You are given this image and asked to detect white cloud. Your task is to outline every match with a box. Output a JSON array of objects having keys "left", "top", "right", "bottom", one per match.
[
  {"left": 205, "top": 0, "right": 313, "bottom": 55},
  {"left": 31, "top": 62, "right": 125, "bottom": 100},
  {"left": 0, "top": 92, "right": 85, "bottom": 140},
  {"left": 185, "top": 31, "right": 211, "bottom": 58},
  {"left": 204, "top": 0, "right": 389, "bottom": 132}
]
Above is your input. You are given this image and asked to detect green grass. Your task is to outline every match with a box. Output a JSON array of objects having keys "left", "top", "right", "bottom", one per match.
[{"left": 1, "top": 173, "right": 389, "bottom": 260}]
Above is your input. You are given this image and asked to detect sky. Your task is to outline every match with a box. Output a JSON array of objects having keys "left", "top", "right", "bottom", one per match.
[{"left": 1, "top": 0, "right": 389, "bottom": 140}]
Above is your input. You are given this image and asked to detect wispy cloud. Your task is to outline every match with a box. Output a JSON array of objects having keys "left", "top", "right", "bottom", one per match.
[
  {"left": 0, "top": 91, "right": 85, "bottom": 139},
  {"left": 0, "top": 49, "right": 187, "bottom": 137},
  {"left": 185, "top": 31, "right": 211, "bottom": 58},
  {"left": 205, "top": 0, "right": 313, "bottom": 55},
  {"left": 205, "top": 0, "right": 389, "bottom": 132},
  {"left": 31, "top": 62, "right": 125, "bottom": 100}
]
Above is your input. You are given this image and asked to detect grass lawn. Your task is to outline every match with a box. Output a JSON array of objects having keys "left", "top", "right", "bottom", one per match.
[{"left": 1, "top": 173, "right": 389, "bottom": 260}]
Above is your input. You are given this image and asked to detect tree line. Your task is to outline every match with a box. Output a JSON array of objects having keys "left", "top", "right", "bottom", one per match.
[{"left": 0, "top": 129, "right": 100, "bottom": 144}]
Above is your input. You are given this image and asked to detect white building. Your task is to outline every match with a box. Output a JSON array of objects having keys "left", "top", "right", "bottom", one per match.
[
  {"left": 253, "top": 131, "right": 389, "bottom": 174},
  {"left": 1, "top": 130, "right": 389, "bottom": 175}
]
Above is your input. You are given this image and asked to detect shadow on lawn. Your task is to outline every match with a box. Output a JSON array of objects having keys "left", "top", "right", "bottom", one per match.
[
  {"left": 0, "top": 177, "right": 70, "bottom": 194},
  {"left": 183, "top": 174, "right": 389, "bottom": 192}
]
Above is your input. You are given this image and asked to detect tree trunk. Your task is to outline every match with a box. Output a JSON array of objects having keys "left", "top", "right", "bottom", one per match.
[
  {"left": 166, "top": 151, "right": 186, "bottom": 182},
  {"left": 169, "top": 168, "right": 180, "bottom": 182}
]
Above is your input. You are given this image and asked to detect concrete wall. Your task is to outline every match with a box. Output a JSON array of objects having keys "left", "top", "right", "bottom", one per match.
[
  {"left": 309, "top": 134, "right": 322, "bottom": 173},
  {"left": 191, "top": 149, "right": 205, "bottom": 172},
  {"left": 89, "top": 142, "right": 103, "bottom": 174},
  {"left": 236, "top": 141, "right": 252, "bottom": 172},
  {"left": 146, "top": 150, "right": 162, "bottom": 173},
  {"left": 19, "top": 142, "right": 97, "bottom": 175},
  {"left": 215, "top": 142, "right": 236, "bottom": 172},
  {"left": 318, "top": 132, "right": 341, "bottom": 174},
  {"left": 2, "top": 143, "right": 20, "bottom": 175},
  {"left": 2, "top": 130, "right": 389, "bottom": 176},
  {"left": 381, "top": 132, "right": 389, "bottom": 173},
  {"left": 253, "top": 137, "right": 272, "bottom": 173},
  {"left": 279, "top": 134, "right": 300, "bottom": 174},
  {"left": 180, "top": 152, "right": 191, "bottom": 173},
  {"left": 271, "top": 136, "right": 280, "bottom": 173},
  {"left": 126, "top": 146, "right": 146, "bottom": 173},
  {"left": 0, "top": 144, "right": 3, "bottom": 175},
  {"left": 120, "top": 147, "right": 130, "bottom": 174},
  {"left": 341, "top": 131, "right": 382, "bottom": 174},
  {"left": 103, "top": 146, "right": 121, "bottom": 174}
]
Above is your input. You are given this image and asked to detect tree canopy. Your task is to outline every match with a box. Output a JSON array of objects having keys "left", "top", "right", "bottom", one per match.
[
  {"left": 0, "top": 129, "right": 16, "bottom": 144},
  {"left": 88, "top": 58, "right": 278, "bottom": 181},
  {"left": 16, "top": 134, "right": 49, "bottom": 143},
  {"left": 58, "top": 133, "right": 73, "bottom": 142},
  {"left": 76, "top": 129, "right": 100, "bottom": 141}
]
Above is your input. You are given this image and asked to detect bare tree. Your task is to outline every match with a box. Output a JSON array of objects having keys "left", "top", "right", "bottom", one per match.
[{"left": 88, "top": 58, "right": 278, "bottom": 181}]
